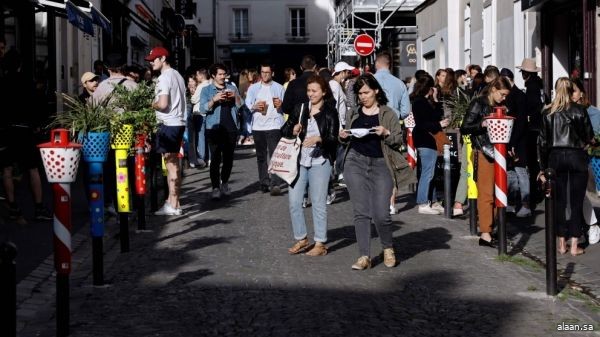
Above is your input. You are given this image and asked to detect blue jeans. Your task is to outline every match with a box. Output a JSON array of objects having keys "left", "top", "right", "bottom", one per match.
[
  {"left": 416, "top": 147, "right": 438, "bottom": 204},
  {"left": 194, "top": 115, "right": 208, "bottom": 162},
  {"left": 508, "top": 166, "right": 530, "bottom": 204},
  {"left": 288, "top": 161, "right": 332, "bottom": 243}
]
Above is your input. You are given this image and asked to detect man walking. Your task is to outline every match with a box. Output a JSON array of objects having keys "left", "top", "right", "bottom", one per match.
[
  {"left": 373, "top": 52, "right": 410, "bottom": 119},
  {"left": 146, "top": 46, "right": 187, "bottom": 215},
  {"left": 245, "top": 63, "right": 286, "bottom": 195},
  {"left": 200, "top": 64, "right": 242, "bottom": 200},
  {"left": 282, "top": 55, "right": 317, "bottom": 115}
]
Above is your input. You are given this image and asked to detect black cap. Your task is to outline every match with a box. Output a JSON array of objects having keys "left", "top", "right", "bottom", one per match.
[
  {"left": 105, "top": 53, "right": 124, "bottom": 69},
  {"left": 500, "top": 68, "right": 514, "bottom": 80}
]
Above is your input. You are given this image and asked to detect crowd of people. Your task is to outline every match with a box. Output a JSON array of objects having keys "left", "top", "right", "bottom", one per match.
[{"left": 3, "top": 38, "right": 600, "bottom": 267}]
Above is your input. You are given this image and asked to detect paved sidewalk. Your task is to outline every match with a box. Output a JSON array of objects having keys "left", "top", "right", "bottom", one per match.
[{"left": 17, "top": 147, "right": 600, "bottom": 336}]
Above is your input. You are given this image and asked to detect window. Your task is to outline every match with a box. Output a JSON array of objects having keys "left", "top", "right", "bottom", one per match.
[
  {"left": 233, "top": 8, "right": 248, "bottom": 37},
  {"left": 290, "top": 8, "right": 306, "bottom": 37},
  {"left": 464, "top": 4, "right": 471, "bottom": 65},
  {"left": 482, "top": 1, "right": 496, "bottom": 67}
]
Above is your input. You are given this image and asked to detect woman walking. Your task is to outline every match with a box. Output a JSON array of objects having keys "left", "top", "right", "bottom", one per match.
[
  {"left": 282, "top": 75, "right": 339, "bottom": 256},
  {"left": 339, "top": 74, "right": 403, "bottom": 270},
  {"left": 538, "top": 77, "right": 594, "bottom": 256},
  {"left": 460, "top": 77, "right": 512, "bottom": 247}
]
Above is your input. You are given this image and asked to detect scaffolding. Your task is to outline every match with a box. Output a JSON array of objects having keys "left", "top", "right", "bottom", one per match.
[{"left": 327, "top": 0, "right": 424, "bottom": 67}]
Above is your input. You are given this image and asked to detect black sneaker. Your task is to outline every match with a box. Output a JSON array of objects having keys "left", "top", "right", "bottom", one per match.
[
  {"left": 8, "top": 206, "right": 22, "bottom": 220},
  {"left": 35, "top": 207, "right": 53, "bottom": 221}
]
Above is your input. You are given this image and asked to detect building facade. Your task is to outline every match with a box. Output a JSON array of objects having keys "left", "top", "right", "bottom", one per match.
[
  {"left": 415, "top": 0, "right": 598, "bottom": 104},
  {"left": 214, "top": 0, "right": 335, "bottom": 77}
]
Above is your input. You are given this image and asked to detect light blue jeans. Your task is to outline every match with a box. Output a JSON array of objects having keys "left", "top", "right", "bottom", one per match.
[
  {"left": 508, "top": 166, "right": 530, "bottom": 204},
  {"left": 288, "top": 161, "right": 332, "bottom": 243},
  {"left": 416, "top": 147, "right": 438, "bottom": 204}
]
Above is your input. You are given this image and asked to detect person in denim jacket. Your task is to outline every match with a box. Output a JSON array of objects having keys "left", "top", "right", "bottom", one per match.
[{"left": 200, "top": 63, "right": 242, "bottom": 199}]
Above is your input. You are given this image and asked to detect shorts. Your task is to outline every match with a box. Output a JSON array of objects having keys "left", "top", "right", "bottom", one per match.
[
  {"left": 155, "top": 125, "right": 185, "bottom": 154},
  {"left": 0, "top": 126, "right": 41, "bottom": 170}
]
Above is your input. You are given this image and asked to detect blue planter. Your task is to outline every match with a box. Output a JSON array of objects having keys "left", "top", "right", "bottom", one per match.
[{"left": 82, "top": 132, "right": 111, "bottom": 163}]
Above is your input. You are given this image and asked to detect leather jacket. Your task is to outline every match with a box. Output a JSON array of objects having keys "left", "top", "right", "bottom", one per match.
[
  {"left": 459, "top": 96, "right": 495, "bottom": 161},
  {"left": 537, "top": 103, "right": 594, "bottom": 169},
  {"left": 281, "top": 100, "right": 340, "bottom": 165}
]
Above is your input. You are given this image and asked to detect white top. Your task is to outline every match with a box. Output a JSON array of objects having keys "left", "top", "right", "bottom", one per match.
[
  {"left": 191, "top": 80, "right": 210, "bottom": 116},
  {"left": 248, "top": 82, "right": 285, "bottom": 131},
  {"left": 155, "top": 68, "right": 186, "bottom": 126},
  {"left": 299, "top": 115, "right": 325, "bottom": 167},
  {"left": 329, "top": 79, "right": 347, "bottom": 129}
]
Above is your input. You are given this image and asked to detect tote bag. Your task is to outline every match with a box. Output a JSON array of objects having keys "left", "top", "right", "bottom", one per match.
[{"left": 268, "top": 104, "right": 305, "bottom": 184}]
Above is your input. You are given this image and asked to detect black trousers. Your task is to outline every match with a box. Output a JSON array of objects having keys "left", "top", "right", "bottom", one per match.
[
  {"left": 206, "top": 127, "right": 237, "bottom": 189},
  {"left": 253, "top": 129, "right": 283, "bottom": 188},
  {"left": 548, "top": 148, "right": 588, "bottom": 239}
]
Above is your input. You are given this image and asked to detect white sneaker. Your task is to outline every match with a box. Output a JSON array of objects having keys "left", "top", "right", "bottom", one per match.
[
  {"left": 389, "top": 205, "right": 397, "bottom": 215},
  {"left": 516, "top": 207, "right": 531, "bottom": 218},
  {"left": 431, "top": 202, "right": 444, "bottom": 213},
  {"left": 588, "top": 225, "right": 600, "bottom": 245},
  {"left": 212, "top": 188, "right": 222, "bottom": 200},
  {"left": 506, "top": 205, "right": 516, "bottom": 213},
  {"left": 326, "top": 191, "right": 336, "bottom": 205},
  {"left": 154, "top": 203, "right": 182, "bottom": 216},
  {"left": 418, "top": 203, "right": 441, "bottom": 215},
  {"left": 221, "top": 183, "right": 231, "bottom": 197},
  {"left": 453, "top": 208, "right": 464, "bottom": 216}
]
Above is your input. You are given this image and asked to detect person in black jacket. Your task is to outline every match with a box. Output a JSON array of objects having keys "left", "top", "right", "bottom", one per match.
[
  {"left": 501, "top": 68, "right": 531, "bottom": 217},
  {"left": 282, "top": 75, "right": 339, "bottom": 257},
  {"left": 537, "top": 77, "right": 594, "bottom": 256},
  {"left": 460, "top": 77, "right": 512, "bottom": 248},
  {"left": 281, "top": 55, "right": 317, "bottom": 115}
]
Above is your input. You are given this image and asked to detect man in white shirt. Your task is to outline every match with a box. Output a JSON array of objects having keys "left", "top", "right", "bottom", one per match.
[
  {"left": 146, "top": 46, "right": 187, "bottom": 216},
  {"left": 245, "top": 63, "right": 286, "bottom": 195},
  {"left": 329, "top": 61, "right": 353, "bottom": 129}
]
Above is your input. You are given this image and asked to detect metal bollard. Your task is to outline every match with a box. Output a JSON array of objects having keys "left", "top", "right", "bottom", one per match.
[
  {"left": 544, "top": 168, "right": 557, "bottom": 296},
  {"left": 443, "top": 144, "right": 452, "bottom": 218},
  {"left": 134, "top": 134, "right": 147, "bottom": 231},
  {"left": 465, "top": 137, "right": 479, "bottom": 235},
  {"left": 0, "top": 241, "right": 17, "bottom": 337},
  {"left": 112, "top": 125, "right": 134, "bottom": 253}
]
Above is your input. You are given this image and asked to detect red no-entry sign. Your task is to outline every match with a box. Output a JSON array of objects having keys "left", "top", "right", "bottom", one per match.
[{"left": 354, "top": 34, "right": 376, "bottom": 56}]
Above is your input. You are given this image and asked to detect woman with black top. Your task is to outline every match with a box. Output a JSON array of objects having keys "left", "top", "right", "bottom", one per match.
[
  {"left": 538, "top": 77, "right": 594, "bottom": 256},
  {"left": 339, "top": 74, "right": 403, "bottom": 270},
  {"left": 282, "top": 75, "right": 339, "bottom": 256}
]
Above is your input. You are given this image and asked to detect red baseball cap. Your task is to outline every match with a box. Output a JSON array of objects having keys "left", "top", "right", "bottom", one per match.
[{"left": 145, "top": 47, "right": 169, "bottom": 61}]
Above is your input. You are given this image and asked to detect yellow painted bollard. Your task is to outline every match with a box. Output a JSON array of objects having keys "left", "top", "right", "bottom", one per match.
[
  {"left": 111, "top": 124, "right": 134, "bottom": 252},
  {"left": 464, "top": 135, "right": 478, "bottom": 235}
]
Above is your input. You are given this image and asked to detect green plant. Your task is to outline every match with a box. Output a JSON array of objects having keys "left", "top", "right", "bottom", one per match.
[
  {"left": 445, "top": 89, "right": 474, "bottom": 129},
  {"left": 110, "top": 82, "right": 157, "bottom": 136},
  {"left": 48, "top": 93, "right": 115, "bottom": 134},
  {"left": 588, "top": 134, "right": 600, "bottom": 157}
]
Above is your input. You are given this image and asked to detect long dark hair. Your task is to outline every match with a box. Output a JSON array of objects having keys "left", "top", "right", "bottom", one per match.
[
  {"left": 352, "top": 73, "right": 388, "bottom": 106},
  {"left": 410, "top": 74, "right": 434, "bottom": 102}
]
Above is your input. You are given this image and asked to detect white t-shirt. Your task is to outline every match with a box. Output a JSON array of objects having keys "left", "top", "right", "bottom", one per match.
[
  {"left": 252, "top": 83, "right": 284, "bottom": 131},
  {"left": 329, "top": 79, "right": 347, "bottom": 129},
  {"left": 155, "top": 68, "right": 186, "bottom": 126}
]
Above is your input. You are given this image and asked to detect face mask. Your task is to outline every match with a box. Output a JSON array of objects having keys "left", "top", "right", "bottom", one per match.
[{"left": 348, "top": 128, "right": 375, "bottom": 138}]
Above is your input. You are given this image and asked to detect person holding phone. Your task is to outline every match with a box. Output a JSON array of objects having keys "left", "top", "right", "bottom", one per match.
[{"left": 339, "top": 74, "right": 403, "bottom": 270}]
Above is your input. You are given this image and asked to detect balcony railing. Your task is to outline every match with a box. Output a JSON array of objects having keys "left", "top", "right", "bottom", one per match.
[{"left": 229, "top": 33, "right": 252, "bottom": 42}]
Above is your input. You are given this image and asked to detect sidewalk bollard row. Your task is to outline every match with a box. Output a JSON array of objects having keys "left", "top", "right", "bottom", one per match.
[
  {"left": 0, "top": 241, "right": 17, "bottom": 337},
  {"left": 484, "top": 106, "right": 515, "bottom": 256},
  {"left": 38, "top": 129, "right": 82, "bottom": 337}
]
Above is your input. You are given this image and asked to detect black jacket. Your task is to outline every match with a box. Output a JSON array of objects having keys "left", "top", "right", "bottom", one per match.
[
  {"left": 506, "top": 85, "right": 528, "bottom": 166},
  {"left": 537, "top": 104, "right": 594, "bottom": 169},
  {"left": 281, "top": 71, "right": 315, "bottom": 115},
  {"left": 281, "top": 100, "right": 340, "bottom": 166},
  {"left": 524, "top": 74, "right": 545, "bottom": 131},
  {"left": 460, "top": 96, "right": 495, "bottom": 161},
  {"left": 412, "top": 96, "right": 443, "bottom": 150}
]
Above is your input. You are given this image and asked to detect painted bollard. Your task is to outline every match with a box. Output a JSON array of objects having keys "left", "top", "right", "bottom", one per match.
[
  {"left": 81, "top": 131, "right": 111, "bottom": 286},
  {"left": 484, "top": 107, "right": 515, "bottom": 255},
  {"left": 38, "top": 129, "right": 82, "bottom": 337},
  {"left": 404, "top": 112, "right": 417, "bottom": 169},
  {"left": 111, "top": 124, "right": 134, "bottom": 252},
  {"left": 135, "top": 134, "right": 147, "bottom": 230},
  {"left": 464, "top": 135, "right": 479, "bottom": 236}
]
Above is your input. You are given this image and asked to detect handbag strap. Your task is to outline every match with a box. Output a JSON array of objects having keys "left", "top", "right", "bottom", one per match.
[{"left": 294, "top": 103, "right": 305, "bottom": 147}]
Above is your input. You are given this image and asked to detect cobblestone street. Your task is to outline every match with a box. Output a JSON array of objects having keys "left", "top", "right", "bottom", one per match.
[{"left": 18, "top": 147, "right": 600, "bottom": 336}]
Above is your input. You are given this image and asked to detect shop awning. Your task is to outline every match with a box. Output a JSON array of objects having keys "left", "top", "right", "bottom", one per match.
[
  {"left": 66, "top": 1, "right": 94, "bottom": 36},
  {"left": 90, "top": 6, "right": 111, "bottom": 33}
]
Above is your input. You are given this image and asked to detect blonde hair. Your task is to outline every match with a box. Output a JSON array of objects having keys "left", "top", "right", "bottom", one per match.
[{"left": 549, "top": 77, "right": 573, "bottom": 114}]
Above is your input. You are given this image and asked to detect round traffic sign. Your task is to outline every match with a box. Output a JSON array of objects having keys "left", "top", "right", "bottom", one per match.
[{"left": 354, "top": 34, "right": 376, "bottom": 56}]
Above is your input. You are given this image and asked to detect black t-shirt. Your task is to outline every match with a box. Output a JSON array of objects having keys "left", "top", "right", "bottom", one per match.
[{"left": 350, "top": 108, "right": 383, "bottom": 158}]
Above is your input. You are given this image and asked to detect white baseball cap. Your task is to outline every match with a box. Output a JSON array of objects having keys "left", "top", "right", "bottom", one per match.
[{"left": 333, "top": 61, "right": 355, "bottom": 75}]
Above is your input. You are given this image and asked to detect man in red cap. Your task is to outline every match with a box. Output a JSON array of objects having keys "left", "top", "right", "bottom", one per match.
[{"left": 146, "top": 46, "right": 187, "bottom": 216}]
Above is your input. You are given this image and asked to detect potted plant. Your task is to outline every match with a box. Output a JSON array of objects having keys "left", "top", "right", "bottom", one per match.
[
  {"left": 110, "top": 82, "right": 157, "bottom": 149},
  {"left": 445, "top": 89, "right": 474, "bottom": 130}
]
